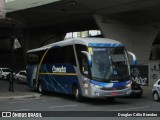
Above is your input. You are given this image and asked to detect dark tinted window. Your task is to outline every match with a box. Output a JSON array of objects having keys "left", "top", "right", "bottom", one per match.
[
  {"left": 2, "top": 69, "right": 11, "bottom": 72},
  {"left": 75, "top": 44, "right": 90, "bottom": 76},
  {"left": 19, "top": 72, "right": 26, "bottom": 76},
  {"left": 27, "top": 51, "right": 45, "bottom": 65},
  {"left": 75, "top": 44, "right": 87, "bottom": 65},
  {"left": 42, "top": 45, "right": 76, "bottom": 66}
]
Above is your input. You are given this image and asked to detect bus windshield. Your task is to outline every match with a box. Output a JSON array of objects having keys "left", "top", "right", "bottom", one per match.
[{"left": 91, "top": 47, "right": 129, "bottom": 82}]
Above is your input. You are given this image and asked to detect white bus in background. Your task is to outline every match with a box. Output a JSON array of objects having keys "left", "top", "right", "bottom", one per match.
[{"left": 26, "top": 38, "right": 132, "bottom": 101}]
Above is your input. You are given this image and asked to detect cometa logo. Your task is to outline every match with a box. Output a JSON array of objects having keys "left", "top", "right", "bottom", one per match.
[{"left": 52, "top": 66, "right": 66, "bottom": 73}]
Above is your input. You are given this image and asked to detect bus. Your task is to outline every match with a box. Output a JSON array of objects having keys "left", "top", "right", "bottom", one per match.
[{"left": 26, "top": 38, "right": 132, "bottom": 101}]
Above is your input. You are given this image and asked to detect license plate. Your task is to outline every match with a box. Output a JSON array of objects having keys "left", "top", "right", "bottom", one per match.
[
  {"left": 111, "top": 92, "right": 118, "bottom": 96},
  {"left": 133, "top": 90, "right": 141, "bottom": 93}
]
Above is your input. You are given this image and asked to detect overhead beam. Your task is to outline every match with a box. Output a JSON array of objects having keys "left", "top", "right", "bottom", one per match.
[{"left": 96, "top": 0, "right": 160, "bottom": 15}]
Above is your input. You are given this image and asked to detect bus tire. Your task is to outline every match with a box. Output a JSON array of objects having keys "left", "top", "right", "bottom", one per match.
[
  {"left": 72, "top": 85, "right": 82, "bottom": 102},
  {"left": 37, "top": 81, "right": 43, "bottom": 94}
]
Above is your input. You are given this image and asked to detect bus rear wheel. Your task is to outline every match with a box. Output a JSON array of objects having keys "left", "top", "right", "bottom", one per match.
[
  {"left": 73, "top": 85, "right": 82, "bottom": 101},
  {"left": 37, "top": 81, "right": 44, "bottom": 94}
]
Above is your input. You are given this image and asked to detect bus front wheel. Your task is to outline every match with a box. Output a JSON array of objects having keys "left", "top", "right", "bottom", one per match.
[{"left": 72, "top": 85, "right": 82, "bottom": 101}]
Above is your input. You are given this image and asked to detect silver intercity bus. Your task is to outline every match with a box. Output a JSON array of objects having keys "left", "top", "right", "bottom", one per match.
[{"left": 26, "top": 38, "right": 132, "bottom": 101}]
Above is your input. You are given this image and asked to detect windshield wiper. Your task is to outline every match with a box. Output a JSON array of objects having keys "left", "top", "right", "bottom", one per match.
[
  {"left": 92, "top": 77, "right": 102, "bottom": 80},
  {"left": 92, "top": 77, "right": 110, "bottom": 82},
  {"left": 93, "top": 77, "right": 108, "bottom": 82}
]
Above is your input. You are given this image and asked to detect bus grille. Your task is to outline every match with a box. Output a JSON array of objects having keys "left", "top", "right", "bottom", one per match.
[{"left": 101, "top": 86, "right": 127, "bottom": 90}]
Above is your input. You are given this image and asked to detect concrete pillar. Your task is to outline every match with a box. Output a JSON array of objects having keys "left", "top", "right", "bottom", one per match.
[
  {"left": 0, "top": 0, "right": 6, "bottom": 18},
  {"left": 94, "top": 14, "right": 159, "bottom": 65},
  {"left": 19, "top": 31, "right": 43, "bottom": 66}
]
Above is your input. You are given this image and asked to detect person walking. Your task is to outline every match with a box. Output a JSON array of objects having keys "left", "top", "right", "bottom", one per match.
[{"left": 8, "top": 71, "right": 14, "bottom": 92}]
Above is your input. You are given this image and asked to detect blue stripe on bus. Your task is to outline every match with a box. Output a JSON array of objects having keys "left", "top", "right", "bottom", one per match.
[{"left": 39, "top": 74, "right": 78, "bottom": 94}]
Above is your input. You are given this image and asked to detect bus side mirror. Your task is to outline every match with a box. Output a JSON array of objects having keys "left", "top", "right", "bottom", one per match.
[
  {"left": 81, "top": 51, "right": 92, "bottom": 67},
  {"left": 127, "top": 51, "right": 137, "bottom": 65}
]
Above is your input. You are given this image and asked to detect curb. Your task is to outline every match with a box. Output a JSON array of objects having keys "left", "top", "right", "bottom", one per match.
[{"left": 0, "top": 93, "right": 41, "bottom": 100}]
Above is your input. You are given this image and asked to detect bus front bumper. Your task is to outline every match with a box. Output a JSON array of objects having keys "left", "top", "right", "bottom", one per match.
[{"left": 84, "top": 85, "right": 131, "bottom": 98}]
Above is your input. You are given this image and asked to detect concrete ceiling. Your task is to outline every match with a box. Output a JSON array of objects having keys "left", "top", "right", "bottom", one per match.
[
  {"left": 3, "top": 0, "right": 160, "bottom": 33},
  {"left": 6, "top": 0, "right": 61, "bottom": 12}
]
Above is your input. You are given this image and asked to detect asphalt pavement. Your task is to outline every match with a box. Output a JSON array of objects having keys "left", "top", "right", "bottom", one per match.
[
  {"left": 0, "top": 79, "right": 159, "bottom": 120},
  {"left": 0, "top": 85, "right": 159, "bottom": 120}
]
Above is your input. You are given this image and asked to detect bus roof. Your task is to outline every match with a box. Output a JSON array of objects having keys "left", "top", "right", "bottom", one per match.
[{"left": 27, "top": 38, "right": 123, "bottom": 53}]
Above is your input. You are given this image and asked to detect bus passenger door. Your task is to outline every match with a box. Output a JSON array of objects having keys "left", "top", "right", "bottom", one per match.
[
  {"left": 81, "top": 54, "right": 89, "bottom": 77},
  {"left": 80, "top": 54, "right": 91, "bottom": 96}
]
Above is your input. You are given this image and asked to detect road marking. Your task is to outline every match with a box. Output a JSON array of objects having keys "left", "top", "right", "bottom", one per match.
[
  {"left": 48, "top": 104, "right": 77, "bottom": 109},
  {"left": 111, "top": 106, "right": 150, "bottom": 111},
  {"left": 9, "top": 101, "right": 32, "bottom": 104},
  {"left": 8, "top": 98, "right": 37, "bottom": 104},
  {"left": 8, "top": 98, "right": 59, "bottom": 104},
  {"left": 9, "top": 109, "right": 30, "bottom": 111},
  {"left": 39, "top": 98, "right": 59, "bottom": 101}
]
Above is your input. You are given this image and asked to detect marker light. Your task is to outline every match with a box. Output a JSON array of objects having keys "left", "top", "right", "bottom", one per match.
[{"left": 125, "top": 82, "right": 132, "bottom": 88}]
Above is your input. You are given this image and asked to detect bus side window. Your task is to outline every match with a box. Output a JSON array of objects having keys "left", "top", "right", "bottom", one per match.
[{"left": 81, "top": 54, "right": 89, "bottom": 77}]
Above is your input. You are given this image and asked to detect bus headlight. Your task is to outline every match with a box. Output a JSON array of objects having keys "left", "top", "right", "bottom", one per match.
[
  {"left": 94, "top": 85, "right": 102, "bottom": 89},
  {"left": 91, "top": 84, "right": 102, "bottom": 89}
]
